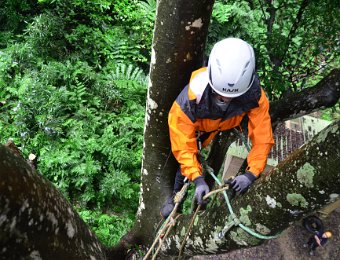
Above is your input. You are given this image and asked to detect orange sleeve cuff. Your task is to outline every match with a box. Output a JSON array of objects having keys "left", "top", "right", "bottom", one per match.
[
  {"left": 190, "top": 171, "right": 202, "bottom": 181},
  {"left": 246, "top": 166, "right": 261, "bottom": 177}
]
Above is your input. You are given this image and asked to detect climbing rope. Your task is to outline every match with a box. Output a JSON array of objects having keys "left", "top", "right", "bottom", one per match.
[
  {"left": 145, "top": 166, "right": 280, "bottom": 259},
  {"left": 143, "top": 182, "right": 189, "bottom": 260},
  {"left": 178, "top": 186, "right": 230, "bottom": 259},
  {"left": 206, "top": 165, "right": 281, "bottom": 240}
]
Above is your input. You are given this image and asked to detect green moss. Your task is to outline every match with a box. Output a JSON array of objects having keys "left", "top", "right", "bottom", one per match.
[
  {"left": 230, "top": 227, "right": 259, "bottom": 246},
  {"left": 315, "top": 123, "right": 338, "bottom": 143},
  {"left": 230, "top": 230, "right": 248, "bottom": 246},
  {"left": 286, "top": 193, "right": 309, "bottom": 208},
  {"left": 296, "top": 162, "right": 315, "bottom": 188},
  {"left": 255, "top": 223, "right": 271, "bottom": 235},
  {"left": 239, "top": 205, "right": 252, "bottom": 226}
]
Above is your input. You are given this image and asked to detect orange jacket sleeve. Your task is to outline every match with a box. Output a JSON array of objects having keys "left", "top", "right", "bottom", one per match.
[
  {"left": 168, "top": 101, "right": 202, "bottom": 181},
  {"left": 246, "top": 88, "right": 274, "bottom": 177}
]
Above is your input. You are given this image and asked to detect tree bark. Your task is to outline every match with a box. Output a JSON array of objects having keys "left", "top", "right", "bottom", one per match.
[
  {"left": 159, "top": 119, "right": 340, "bottom": 256},
  {"left": 131, "top": 0, "right": 215, "bottom": 246},
  {"left": 0, "top": 146, "right": 107, "bottom": 259},
  {"left": 270, "top": 68, "right": 340, "bottom": 127}
]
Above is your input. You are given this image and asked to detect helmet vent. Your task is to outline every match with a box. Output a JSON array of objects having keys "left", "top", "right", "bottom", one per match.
[
  {"left": 216, "top": 59, "right": 222, "bottom": 73},
  {"left": 242, "top": 61, "right": 250, "bottom": 76}
]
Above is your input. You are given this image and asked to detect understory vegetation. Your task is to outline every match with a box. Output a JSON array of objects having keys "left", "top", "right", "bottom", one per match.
[{"left": 0, "top": 0, "right": 338, "bottom": 246}]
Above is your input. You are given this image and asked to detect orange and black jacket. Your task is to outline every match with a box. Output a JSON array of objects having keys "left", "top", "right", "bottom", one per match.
[{"left": 168, "top": 67, "right": 274, "bottom": 181}]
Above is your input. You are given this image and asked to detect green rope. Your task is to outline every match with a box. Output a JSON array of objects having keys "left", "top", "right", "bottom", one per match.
[{"left": 207, "top": 167, "right": 280, "bottom": 240}]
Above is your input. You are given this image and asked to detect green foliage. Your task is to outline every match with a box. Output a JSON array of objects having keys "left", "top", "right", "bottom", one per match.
[
  {"left": 0, "top": 0, "right": 152, "bottom": 248},
  {"left": 320, "top": 103, "right": 340, "bottom": 121},
  {"left": 210, "top": 0, "right": 339, "bottom": 100},
  {"left": 0, "top": 59, "right": 146, "bottom": 209},
  {"left": 0, "top": 0, "right": 41, "bottom": 47},
  {"left": 111, "top": 0, "right": 156, "bottom": 69},
  {"left": 29, "top": 0, "right": 155, "bottom": 68},
  {"left": 78, "top": 209, "right": 134, "bottom": 247},
  {"left": 0, "top": 50, "right": 146, "bottom": 244}
]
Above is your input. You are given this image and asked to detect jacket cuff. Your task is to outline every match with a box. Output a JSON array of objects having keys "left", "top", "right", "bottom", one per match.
[
  {"left": 191, "top": 172, "right": 202, "bottom": 181},
  {"left": 246, "top": 166, "right": 261, "bottom": 177},
  {"left": 244, "top": 171, "right": 257, "bottom": 182}
]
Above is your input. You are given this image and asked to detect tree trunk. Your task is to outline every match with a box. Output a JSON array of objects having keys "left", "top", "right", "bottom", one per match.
[
  {"left": 159, "top": 119, "right": 340, "bottom": 256},
  {"left": 0, "top": 146, "right": 107, "bottom": 259},
  {"left": 132, "top": 0, "right": 215, "bottom": 246}
]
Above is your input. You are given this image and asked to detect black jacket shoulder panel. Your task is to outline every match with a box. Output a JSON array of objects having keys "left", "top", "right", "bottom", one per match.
[{"left": 175, "top": 74, "right": 262, "bottom": 122}]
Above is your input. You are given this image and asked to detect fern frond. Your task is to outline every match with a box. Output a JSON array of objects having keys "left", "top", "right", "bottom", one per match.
[{"left": 110, "top": 63, "right": 147, "bottom": 84}]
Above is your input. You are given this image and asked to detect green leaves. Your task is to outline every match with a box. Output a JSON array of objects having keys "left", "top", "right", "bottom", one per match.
[
  {"left": 0, "top": 0, "right": 153, "bottom": 247},
  {"left": 0, "top": 57, "right": 146, "bottom": 214},
  {"left": 210, "top": 0, "right": 339, "bottom": 100},
  {"left": 78, "top": 209, "right": 134, "bottom": 246}
]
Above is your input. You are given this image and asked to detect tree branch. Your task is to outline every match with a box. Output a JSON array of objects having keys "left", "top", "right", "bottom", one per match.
[
  {"left": 281, "top": 0, "right": 310, "bottom": 65},
  {"left": 160, "top": 119, "right": 340, "bottom": 256},
  {"left": 270, "top": 68, "right": 340, "bottom": 127}
]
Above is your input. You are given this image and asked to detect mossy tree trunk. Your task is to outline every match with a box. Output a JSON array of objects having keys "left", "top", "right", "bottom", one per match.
[{"left": 159, "top": 120, "right": 340, "bottom": 256}]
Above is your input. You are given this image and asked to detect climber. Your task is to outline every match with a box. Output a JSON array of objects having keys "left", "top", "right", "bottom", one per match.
[
  {"left": 160, "top": 37, "right": 274, "bottom": 219},
  {"left": 304, "top": 230, "right": 332, "bottom": 256}
]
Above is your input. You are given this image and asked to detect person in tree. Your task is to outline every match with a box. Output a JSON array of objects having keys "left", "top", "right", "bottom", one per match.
[
  {"left": 304, "top": 231, "right": 332, "bottom": 256},
  {"left": 160, "top": 38, "right": 274, "bottom": 218}
]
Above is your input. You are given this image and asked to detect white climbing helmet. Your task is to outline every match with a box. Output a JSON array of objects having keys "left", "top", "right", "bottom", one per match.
[{"left": 208, "top": 38, "right": 255, "bottom": 98}]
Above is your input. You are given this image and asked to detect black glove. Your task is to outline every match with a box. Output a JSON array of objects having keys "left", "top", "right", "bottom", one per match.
[
  {"left": 193, "top": 177, "right": 210, "bottom": 205},
  {"left": 230, "top": 171, "right": 257, "bottom": 194}
]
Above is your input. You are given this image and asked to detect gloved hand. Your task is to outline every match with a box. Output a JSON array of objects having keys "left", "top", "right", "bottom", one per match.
[
  {"left": 193, "top": 177, "right": 210, "bottom": 205},
  {"left": 230, "top": 171, "right": 257, "bottom": 194}
]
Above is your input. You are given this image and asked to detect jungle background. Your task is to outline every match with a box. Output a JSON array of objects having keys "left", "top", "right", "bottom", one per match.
[{"left": 0, "top": 0, "right": 339, "bottom": 255}]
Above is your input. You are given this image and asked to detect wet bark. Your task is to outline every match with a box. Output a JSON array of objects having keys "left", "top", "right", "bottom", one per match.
[
  {"left": 0, "top": 145, "right": 107, "bottom": 259},
  {"left": 159, "top": 120, "right": 340, "bottom": 256}
]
